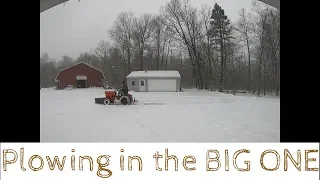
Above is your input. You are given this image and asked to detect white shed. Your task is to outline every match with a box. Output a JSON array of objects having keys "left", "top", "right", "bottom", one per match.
[{"left": 126, "top": 70, "right": 181, "bottom": 92}]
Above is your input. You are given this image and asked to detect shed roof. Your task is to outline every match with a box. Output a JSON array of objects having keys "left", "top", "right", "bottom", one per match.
[
  {"left": 55, "top": 62, "right": 106, "bottom": 80},
  {"left": 127, "top": 70, "right": 181, "bottom": 79}
]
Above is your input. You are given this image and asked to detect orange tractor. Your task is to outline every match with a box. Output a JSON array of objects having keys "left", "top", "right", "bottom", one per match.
[{"left": 95, "top": 89, "right": 137, "bottom": 105}]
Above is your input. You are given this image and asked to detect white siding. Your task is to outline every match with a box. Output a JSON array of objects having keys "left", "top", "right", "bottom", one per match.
[{"left": 148, "top": 79, "right": 177, "bottom": 92}]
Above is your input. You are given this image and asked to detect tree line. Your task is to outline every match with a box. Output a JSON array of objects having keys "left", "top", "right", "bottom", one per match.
[{"left": 40, "top": 0, "right": 279, "bottom": 96}]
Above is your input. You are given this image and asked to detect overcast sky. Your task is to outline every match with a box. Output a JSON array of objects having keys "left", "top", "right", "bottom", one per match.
[{"left": 40, "top": 0, "right": 255, "bottom": 60}]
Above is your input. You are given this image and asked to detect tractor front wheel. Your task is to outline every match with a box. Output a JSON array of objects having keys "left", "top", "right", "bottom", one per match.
[{"left": 104, "top": 99, "right": 111, "bottom": 105}]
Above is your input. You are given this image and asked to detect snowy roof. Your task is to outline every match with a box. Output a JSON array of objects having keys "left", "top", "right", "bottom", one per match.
[
  {"left": 55, "top": 62, "right": 106, "bottom": 80},
  {"left": 127, "top": 70, "right": 181, "bottom": 79},
  {"left": 258, "top": 0, "right": 280, "bottom": 9}
]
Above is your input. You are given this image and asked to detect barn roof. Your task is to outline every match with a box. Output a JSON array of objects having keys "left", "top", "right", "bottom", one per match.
[
  {"left": 127, "top": 70, "right": 181, "bottom": 79},
  {"left": 55, "top": 62, "right": 106, "bottom": 81}
]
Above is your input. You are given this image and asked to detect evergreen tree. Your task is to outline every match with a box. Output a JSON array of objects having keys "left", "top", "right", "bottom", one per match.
[{"left": 209, "top": 3, "right": 232, "bottom": 92}]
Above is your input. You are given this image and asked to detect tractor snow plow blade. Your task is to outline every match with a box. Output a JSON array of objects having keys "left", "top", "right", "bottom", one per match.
[
  {"left": 94, "top": 97, "right": 138, "bottom": 105},
  {"left": 95, "top": 97, "right": 106, "bottom": 105}
]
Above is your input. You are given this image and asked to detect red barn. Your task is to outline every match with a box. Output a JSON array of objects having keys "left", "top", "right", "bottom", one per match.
[{"left": 55, "top": 62, "right": 106, "bottom": 89}]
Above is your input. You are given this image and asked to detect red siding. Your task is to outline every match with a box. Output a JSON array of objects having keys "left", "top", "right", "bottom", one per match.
[{"left": 56, "top": 63, "right": 105, "bottom": 89}]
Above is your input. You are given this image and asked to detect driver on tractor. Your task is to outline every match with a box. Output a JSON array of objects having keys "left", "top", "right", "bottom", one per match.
[{"left": 117, "top": 80, "right": 128, "bottom": 97}]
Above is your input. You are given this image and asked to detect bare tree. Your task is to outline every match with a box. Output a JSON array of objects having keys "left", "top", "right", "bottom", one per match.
[
  {"left": 152, "top": 15, "right": 166, "bottom": 70},
  {"left": 109, "top": 12, "right": 135, "bottom": 75},
  {"left": 251, "top": 2, "right": 268, "bottom": 95},
  {"left": 76, "top": 52, "right": 100, "bottom": 68},
  {"left": 95, "top": 40, "right": 110, "bottom": 76},
  {"left": 235, "top": 8, "right": 253, "bottom": 91},
  {"left": 199, "top": 5, "right": 215, "bottom": 88},
  {"left": 160, "top": 25, "right": 174, "bottom": 70},
  {"left": 40, "top": 53, "right": 57, "bottom": 87},
  {"left": 132, "top": 13, "right": 154, "bottom": 71},
  {"left": 108, "top": 45, "right": 126, "bottom": 86},
  {"left": 243, "top": 1, "right": 280, "bottom": 96},
  {"left": 164, "top": 0, "right": 205, "bottom": 89},
  {"left": 57, "top": 55, "right": 73, "bottom": 71},
  {"left": 269, "top": 10, "right": 280, "bottom": 96}
]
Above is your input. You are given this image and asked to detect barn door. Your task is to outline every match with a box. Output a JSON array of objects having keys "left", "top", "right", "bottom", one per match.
[{"left": 76, "top": 75, "right": 87, "bottom": 88}]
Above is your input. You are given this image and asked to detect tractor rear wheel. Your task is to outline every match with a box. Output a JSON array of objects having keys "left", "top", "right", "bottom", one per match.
[{"left": 120, "top": 96, "right": 129, "bottom": 105}]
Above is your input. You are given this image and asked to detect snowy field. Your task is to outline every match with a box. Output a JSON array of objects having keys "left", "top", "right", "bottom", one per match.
[{"left": 40, "top": 88, "right": 280, "bottom": 142}]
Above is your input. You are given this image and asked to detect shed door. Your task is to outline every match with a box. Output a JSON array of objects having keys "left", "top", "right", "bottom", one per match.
[
  {"left": 139, "top": 79, "right": 146, "bottom": 92},
  {"left": 148, "top": 79, "right": 177, "bottom": 92}
]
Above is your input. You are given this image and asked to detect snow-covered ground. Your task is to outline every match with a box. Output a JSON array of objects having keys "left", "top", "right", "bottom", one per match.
[{"left": 40, "top": 88, "right": 280, "bottom": 142}]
